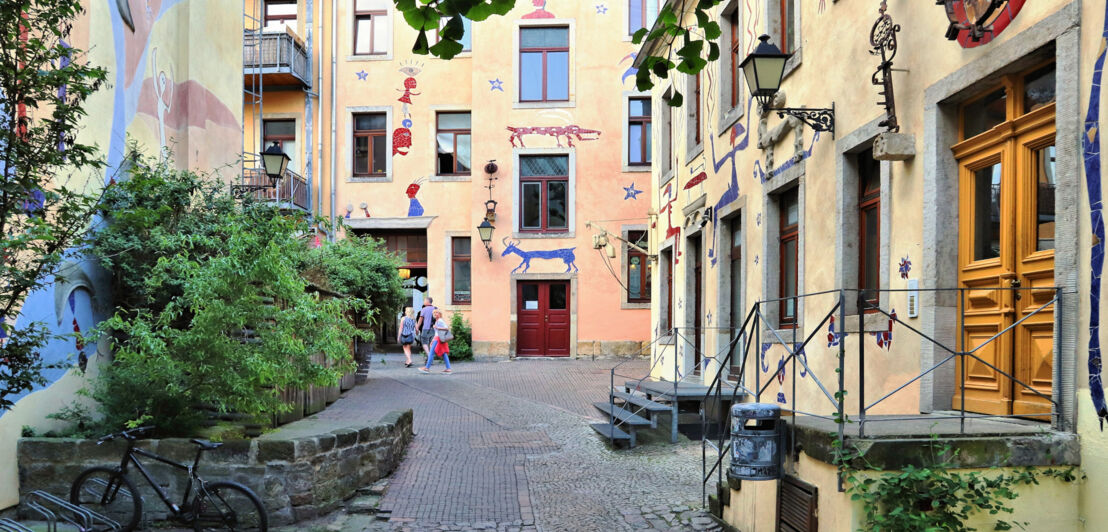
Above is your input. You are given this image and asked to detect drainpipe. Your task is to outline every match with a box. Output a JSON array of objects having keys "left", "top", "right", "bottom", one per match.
[
  {"left": 317, "top": 0, "right": 325, "bottom": 218},
  {"left": 329, "top": 0, "right": 338, "bottom": 240},
  {"left": 304, "top": 0, "right": 314, "bottom": 215}
]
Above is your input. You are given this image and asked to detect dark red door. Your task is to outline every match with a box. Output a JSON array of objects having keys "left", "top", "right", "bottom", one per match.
[{"left": 517, "top": 281, "right": 571, "bottom": 357}]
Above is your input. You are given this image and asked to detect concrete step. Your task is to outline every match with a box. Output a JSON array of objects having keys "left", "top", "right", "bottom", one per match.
[
  {"left": 592, "top": 402, "right": 652, "bottom": 426},
  {"left": 347, "top": 495, "right": 381, "bottom": 514},
  {"left": 611, "top": 391, "right": 671, "bottom": 413},
  {"left": 589, "top": 422, "right": 631, "bottom": 441}
]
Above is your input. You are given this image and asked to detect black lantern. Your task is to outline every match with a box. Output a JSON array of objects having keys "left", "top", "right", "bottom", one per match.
[
  {"left": 260, "top": 141, "right": 290, "bottom": 183},
  {"left": 477, "top": 219, "right": 495, "bottom": 260},
  {"left": 740, "top": 35, "right": 835, "bottom": 137}
]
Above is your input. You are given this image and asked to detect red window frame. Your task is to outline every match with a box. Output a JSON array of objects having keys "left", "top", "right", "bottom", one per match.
[
  {"left": 436, "top": 112, "right": 471, "bottom": 175},
  {"left": 629, "top": 0, "right": 660, "bottom": 35},
  {"left": 262, "top": 119, "right": 295, "bottom": 153},
  {"left": 729, "top": 9, "right": 740, "bottom": 109},
  {"left": 629, "top": 97, "right": 651, "bottom": 167},
  {"left": 352, "top": 113, "right": 386, "bottom": 177},
  {"left": 858, "top": 150, "right": 881, "bottom": 310},
  {"left": 519, "top": 155, "right": 569, "bottom": 234},
  {"left": 519, "top": 27, "right": 569, "bottom": 103},
  {"left": 452, "top": 237, "right": 471, "bottom": 304},
  {"left": 663, "top": 248, "right": 673, "bottom": 333},
  {"left": 264, "top": 0, "right": 297, "bottom": 29},
  {"left": 780, "top": 0, "right": 795, "bottom": 54},
  {"left": 627, "top": 231, "right": 651, "bottom": 303},
  {"left": 779, "top": 189, "right": 799, "bottom": 327},
  {"left": 353, "top": 9, "right": 386, "bottom": 56},
  {"left": 694, "top": 73, "right": 702, "bottom": 145}
]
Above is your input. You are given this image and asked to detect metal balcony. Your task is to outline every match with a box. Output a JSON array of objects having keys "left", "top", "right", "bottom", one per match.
[
  {"left": 244, "top": 29, "right": 311, "bottom": 89},
  {"left": 242, "top": 166, "right": 310, "bottom": 212}
]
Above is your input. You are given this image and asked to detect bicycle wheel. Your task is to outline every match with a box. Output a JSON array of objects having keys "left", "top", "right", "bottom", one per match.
[
  {"left": 69, "top": 466, "right": 143, "bottom": 531},
  {"left": 192, "top": 481, "right": 268, "bottom": 531}
]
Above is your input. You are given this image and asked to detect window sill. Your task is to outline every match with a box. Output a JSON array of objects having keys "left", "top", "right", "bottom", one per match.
[
  {"left": 512, "top": 232, "right": 575, "bottom": 239},
  {"left": 348, "top": 176, "right": 391, "bottom": 183},
  {"left": 622, "top": 164, "right": 651, "bottom": 173},
  {"left": 346, "top": 53, "right": 394, "bottom": 62},
  {"left": 660, "top": 169, "right": 675, "bottom": 188},
  {"left": 513, "top": 101, "right": 576, "bottom": 110},
  {"left": 658, "top": 333, "right": 676, "bottom": 346},
  {"left": 621, "top": 301, "right": 651, "bottom": 310},
  {"left": 445, "top": 303, "right": 472, "bottom": 311},
  {"left": 716, "top": 104, "right": 745, "bottom": 136},
  {"left": 686, "top": 143, "right": 705, "bottom": 163},
  {"left": 843, "top": 312, "right": 888, "bottom": 334},
  {"left": 431, "top": 175, "right": 471, "bottom": 182},
  {"left": 762, "top": 327, "right": 805, "bottom": 344},
  {"left": 781, "top": 47, "right": 802, "bottom": 82}
]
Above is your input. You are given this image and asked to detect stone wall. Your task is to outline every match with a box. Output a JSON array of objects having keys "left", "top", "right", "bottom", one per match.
[{"left": 16, "top": 409, "right": 413, "bottom": 526}]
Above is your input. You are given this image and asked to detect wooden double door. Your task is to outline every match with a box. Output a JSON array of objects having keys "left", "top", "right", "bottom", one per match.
[
  {"left": 517, "top": 281, "right": 571, "bottom": 357},
  {"left": 953, "top": 101, "right": 1055, "bottom": 417}
]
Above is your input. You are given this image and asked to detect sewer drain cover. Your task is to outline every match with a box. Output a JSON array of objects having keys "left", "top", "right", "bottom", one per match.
[{"left": 469, "top": 431, "right": 559, "bottom": 450}]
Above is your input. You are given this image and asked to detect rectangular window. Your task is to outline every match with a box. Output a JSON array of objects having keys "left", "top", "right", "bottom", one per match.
[
  {"left": 780, "top": 0, "right": 797, "bottom": 54},
  {"left": 779, "top": 188, "right": 799, "bottom": 326},
  {"left": 352, "top": 113, "right": 387, "bottom": 177},
  {"left": 519, "top": 155, "right": 569, "bottom": 233},
  {"left": 434, "top": 17, "right": 473, "bottom": 52},
  {"left": 264, "top": 0, "right": 297, "bottom": 31},
  {"left": 661, "top": 248, "right": 673, "bottom": 333},
  {"left": 660, "top": 92, "right": 673, "bottom": 175},
  {"left": 628, "top": 97, "right": 652, "bottom": 166},
  {"left": 858, "top": 148, "right": 880, "bottom": 309},
  {"left": 519, "top": 27, "right": 569, "bottom": 103},
  {"left": 452, "top": 237, "right": 471, "bottom": 304},
  {"left": 729, "top": 9, "right": 740, "bottom": 109},
  {"left": 354, "top": 6, "right": 388, "bottom": 55},
  {"left": 263, "top": 119, "right": 297, "bottom": 172},
  {"left": 627, "top": 231, "right": 651, "bottom": 302},
  {"left": 629, "top": 0, "right": 660, "bottom": 35},
  {"left": 694, "top": 74, "right": 702, "bottom": 145},
  {"left": 436, "top": 112, "right": 471, "bottom": 175}
]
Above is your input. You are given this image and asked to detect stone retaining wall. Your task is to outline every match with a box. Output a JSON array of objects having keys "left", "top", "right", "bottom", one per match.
[{"left": 16, "top": 409, "right": 413, "bottom": 526}]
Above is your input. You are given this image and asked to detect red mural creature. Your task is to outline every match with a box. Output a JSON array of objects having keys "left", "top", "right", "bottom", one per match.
[
  {"left": 522, "top": 0, "right": 555, "bottom": 19},
  {"left": 393, "top": 128, "right": 412, "bottom": 156},
  {"left": 393, "top": 63, "right": 422, "bottom": 157},
  {"left": 658, "top": 182, "right": 682, "bottom": 264},
  {"left": 506, "top": 125, "right": 601, "bottom": 148}
]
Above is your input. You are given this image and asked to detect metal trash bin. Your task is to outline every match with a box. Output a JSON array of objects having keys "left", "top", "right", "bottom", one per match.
[{"left": 729, "top": 403, "right": 784, "bottom": 481}]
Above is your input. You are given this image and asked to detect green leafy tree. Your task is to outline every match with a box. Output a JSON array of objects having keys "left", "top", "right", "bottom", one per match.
[
  {"left": 89, "top": 158, "right": 363, "bottom": 436},
  {"left": 448, "top": 312, "right": 472, "bottom": 361},
  {"left": 306, "top": 233, "right": 406, "bottom": 329},
  {"left": 391, "top": 0, "right": 722, "bottom": 104},
  {"left": 0, "top": 0, "right": 108, "bottom": 410}
]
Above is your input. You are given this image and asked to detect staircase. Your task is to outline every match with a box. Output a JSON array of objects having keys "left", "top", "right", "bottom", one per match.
[
  {"left": 591, "top": 377, "right": 742, "bottom": 448},
  {"left": 589, "top": 387, "right": 672, "bottom": 447}
]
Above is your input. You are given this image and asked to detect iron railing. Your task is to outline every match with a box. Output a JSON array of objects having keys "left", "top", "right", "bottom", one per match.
[
  {"left": 243, "top": 30, "right": 310, "bottom": 87},
  {"left": 699, "top": 286, "right": 1062, "bottom": 503},
  {"left": 242, "top": 166, "right": 310, "bottom": 211},
  {"left": 608, "top": 333, "right": 699, "bottom": 445}
]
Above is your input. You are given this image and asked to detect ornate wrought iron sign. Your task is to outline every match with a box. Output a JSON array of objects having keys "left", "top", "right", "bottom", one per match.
[
  {"left": 871, "top": 1, "right": 901, "bottom": 132},
  {"left": 936, "top": 0, "right": 1025, "bottom": 47}
]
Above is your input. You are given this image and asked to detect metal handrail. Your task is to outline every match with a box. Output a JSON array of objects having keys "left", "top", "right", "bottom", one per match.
[
  {"left": 699, "top": 285, "right": 1065, "bottom": 504},
  {"left": 242, "top": 167, "right": 309, "bottom": 210},
  {"left": 243, "top": 30, "right": 310, "bottom": 86}
]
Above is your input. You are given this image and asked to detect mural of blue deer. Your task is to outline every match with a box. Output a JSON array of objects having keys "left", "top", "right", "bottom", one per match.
[{"left": 501, "top": 237, "right": 578, "bottom": 273}]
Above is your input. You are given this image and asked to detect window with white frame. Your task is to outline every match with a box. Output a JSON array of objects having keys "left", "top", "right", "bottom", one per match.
[
  {"left": 519, "top": 154, "right": 570, "bottom": 233},
  {"left": 433, "top": 16, "right": 473, "bottom": 52},
  {"left": 629, "top": 0, "right": 660, "bottom": 35},
  {"left": 718, "top": 1, "right": 745, "bottom": 122},
  {"left": 659, "top": 89, "right": 674, "bottom": 177},
  {"left": 628, "top": 97, "right": 652, "bottom": 167},
  {"left": 353, "top": 2, "right": 389, "bottom": 56},
  {"left": 626, "top": 230, "right": 651, "bottom": 303},
  {"left": 519, "top": 27, "right": 570, "bottom": 103}
]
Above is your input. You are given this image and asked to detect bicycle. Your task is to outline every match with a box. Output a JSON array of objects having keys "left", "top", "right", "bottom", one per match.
[{"left": 69, "top": 426, "right": 268, "bottom": 531}]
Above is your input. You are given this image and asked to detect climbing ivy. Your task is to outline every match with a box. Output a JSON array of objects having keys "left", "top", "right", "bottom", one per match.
[
  {"left": 832, "top": 434, "right": 1081, "bottom": 532},
  {"left": 392, "top": 0, "right": 723, "bottom": 106}
]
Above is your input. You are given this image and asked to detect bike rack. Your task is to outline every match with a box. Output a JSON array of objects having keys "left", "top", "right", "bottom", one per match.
[
  {"left": 25, "top": 490, "right": 123, "bottom": 532},
  {"left": 0, "top": 518, "right": 33, "bottom": 532}
]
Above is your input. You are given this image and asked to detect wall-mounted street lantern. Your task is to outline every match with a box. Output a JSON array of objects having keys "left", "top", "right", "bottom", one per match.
[
  {"left": 232, "top": 142, "right": 290, "bottom": 199},
  {"left": 740, "top": 35, "right": 835, "bottom": 137},
  {"left": 484, "top": 160, "right": 499, "bottom": 223},
  {"left": 477, "top": 219, "right": 495, "bottom": 260}
]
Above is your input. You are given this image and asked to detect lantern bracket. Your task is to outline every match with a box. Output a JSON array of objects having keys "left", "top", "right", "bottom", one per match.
[{"left": 768, "top": 104, "right": 835, "bottom": 138}]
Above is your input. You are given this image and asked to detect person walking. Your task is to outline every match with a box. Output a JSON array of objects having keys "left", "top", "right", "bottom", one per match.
[
  {"left": 397, "top": 307, "right": 416, "bottom": 367},
  {"left": 418, "top": 310, "right": 452, "bottom": 374},
  {"left": 415, "top": 297, "right": 436, "bottom": 359}
]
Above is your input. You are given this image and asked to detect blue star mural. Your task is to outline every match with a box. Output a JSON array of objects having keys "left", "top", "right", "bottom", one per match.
[
  {"left": 489, "top": 78, "right": 504, "bottom": 91},
  {"left": 623, "top": 182, "right": 643, "bottom": 200},
  {"left": 595, "top": 4, "right": 608, "bottom": 14},
  {"left": 356, "top": 70, "right": 368, "bottom": 81}
]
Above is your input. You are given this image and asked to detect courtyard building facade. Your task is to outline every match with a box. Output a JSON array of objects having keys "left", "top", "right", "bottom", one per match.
[{"left": 637, "top": 0, "right": 1108, "bottom": 529}]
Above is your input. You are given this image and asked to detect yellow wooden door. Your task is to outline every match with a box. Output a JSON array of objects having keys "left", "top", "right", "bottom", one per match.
[{"left": 953, "top": 101, "right": 1055, "bottom": 417}]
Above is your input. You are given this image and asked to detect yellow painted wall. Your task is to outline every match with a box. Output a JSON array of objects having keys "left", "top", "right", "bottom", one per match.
[{"left": 0, "top": 0, "right": 244, "bottom": 509}]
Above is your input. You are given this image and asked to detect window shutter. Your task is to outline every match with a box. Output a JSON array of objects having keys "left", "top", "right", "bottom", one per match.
[{"left": 777, "top": 475, "right": 817, "bottom": 532}]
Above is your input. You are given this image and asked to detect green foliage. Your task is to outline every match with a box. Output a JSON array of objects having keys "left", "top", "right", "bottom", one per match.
[
  {"left": 448, "top": 313, "right": 473, "bottom": 361},
  {"left": 835, "top": 434, "right": 1081, "bottom": 532},
  {"left": 88, "top": 156, "right": 364, "bottom": 437},
  {"left": 392, "top": 0, "right": 722, "bottom": 104},
  {"left": 0, "top": 0, "right": 108, "bottom": 410},
  {"left": 21, "top": 425, "right": 35, "bottom": 438},
  {"left": 44, "top": 400, "right": 98, "bottom": 438},
  {"left": 305, "top": 234, "right": 406, "bottom": 329}
]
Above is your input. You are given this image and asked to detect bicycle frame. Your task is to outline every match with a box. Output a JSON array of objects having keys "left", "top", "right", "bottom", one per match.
[{"left": 117, "top": 439, "right": 207, "bottom": 516}]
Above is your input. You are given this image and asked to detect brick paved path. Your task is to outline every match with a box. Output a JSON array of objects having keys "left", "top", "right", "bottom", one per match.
[{"left": 294, "top": 353, "right": 725, "bottom": 532}]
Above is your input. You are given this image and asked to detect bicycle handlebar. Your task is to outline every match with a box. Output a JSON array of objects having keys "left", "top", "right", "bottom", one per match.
[{"left": 96, "top": 426, "right": 153, "bottom": 445}]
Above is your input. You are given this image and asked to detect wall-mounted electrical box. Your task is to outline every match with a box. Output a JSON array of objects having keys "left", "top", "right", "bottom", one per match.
[{"left": 907, "top": 279, "right": 919, "bottom": 318}]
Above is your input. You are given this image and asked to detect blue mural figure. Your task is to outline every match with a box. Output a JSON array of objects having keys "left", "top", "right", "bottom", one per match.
[
  {"left": 405, "top": 177, "right": 426, "bottom": 217},
  {"left": 501, "top": 237, "right": 577, "bottom": 273},
  {"left": 1083, "top": 0, "right": 1108, "bottom": 427},
  {"left": 706, "top": 97, "right": 754, "bottom": 266}
]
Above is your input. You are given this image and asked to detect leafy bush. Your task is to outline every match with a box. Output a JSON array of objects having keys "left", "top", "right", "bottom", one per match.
[
  {"left": 304, "top": 234, "right": 406, "bottom": 329},
  {"left": 448, "top": 313, "right": 473, "bottom": 361},
  {"left": 88, "top": 158, "right": 364, "bottom": 436}
]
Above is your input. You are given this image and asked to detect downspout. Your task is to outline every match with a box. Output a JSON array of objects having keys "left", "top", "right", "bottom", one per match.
[
  {"left": 317, "top": 0, "right": 325, "bottom": 218},
  {"left": 329, "top": 0, "right": 338, "bottom": 240},
  {"left": 304, "top": 0, "right": 314, "bottom": 216}
]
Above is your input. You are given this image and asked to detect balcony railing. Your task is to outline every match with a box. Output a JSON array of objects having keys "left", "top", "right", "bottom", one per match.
[
  {"left": 242, "top": 167, "right": 310, "bottom": 212},
  {"left": 244, "top": 30, "right": 310, "bottom": 88}
]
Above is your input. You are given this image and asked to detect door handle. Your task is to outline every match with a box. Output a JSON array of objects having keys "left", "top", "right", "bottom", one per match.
[{"left": 1010, "top": 277, "right": 1022, "bottom": 300}]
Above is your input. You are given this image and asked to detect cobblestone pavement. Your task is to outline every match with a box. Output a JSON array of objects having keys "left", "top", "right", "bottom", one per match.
[{"left": 285, "top": 354, "right": 724, "bottom": 532}]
